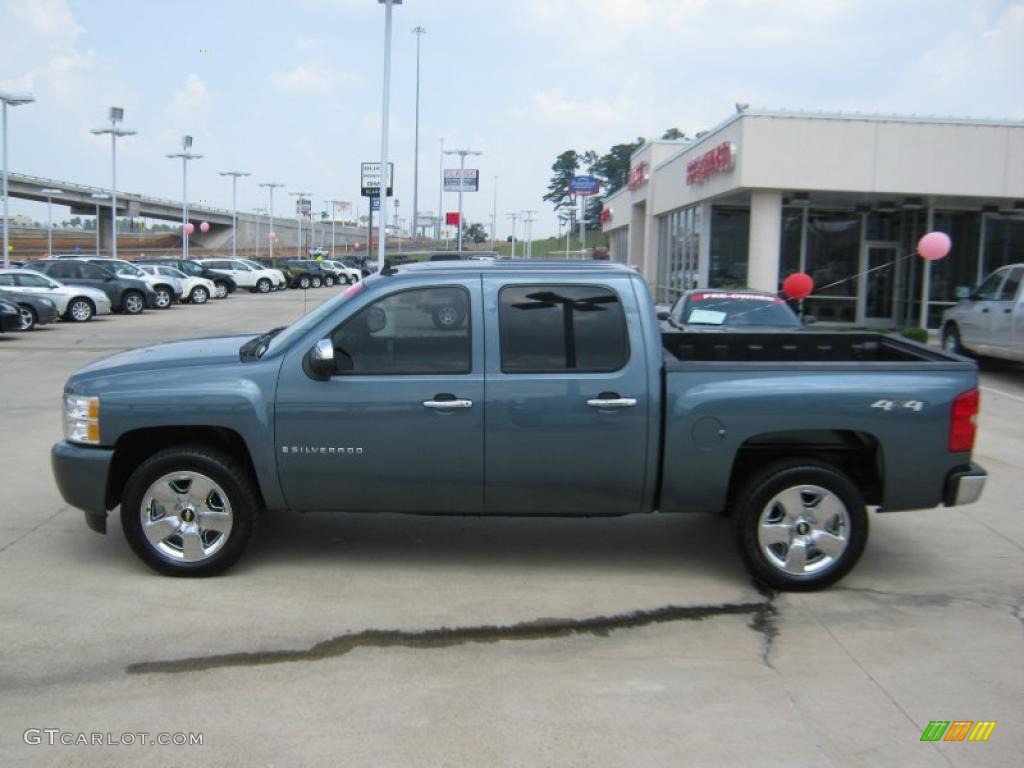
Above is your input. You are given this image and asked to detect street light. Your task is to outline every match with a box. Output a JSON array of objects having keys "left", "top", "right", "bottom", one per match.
[
  {"left": 521, "top": 209, "right": 537, "bottom": 259},
  {"left": 166, "top": 136, "right": 202, "bottom": 259},
  {"left": 40, "top": 188, "right": 62, "bottom": 256},
  {"left": 258, "top": 182, "right": 285, "bottom": 261},
  {"left": 491, "top": 175, "right": 498, "bottom": 249},
  {"left": 444, "top": 147, "right": 482, "bottom": 251},
  {"left": 326, "top": 199, "right": 346, "bottom": 258},
  {"left": 289, "top": 191, "right": 310, "bottom": 258},
  {"left": 1, "top": 90, "right": 35, "bottom": 269},
  {"left": 411, "top": 25, "right": 426, "bottom": 241},
  {"left": 219, "top": 170, "right": 250, "bottom": 260},
  {"left": 91, "top": 107, "right": 136, "bottom": 261},
  {"left": 254, "top": 207, "right": 267, "bottom": 259},
  {"left": 377, "top": 0, "right": 402, "bottom": 270},
  {"left": 436, "top": 136, "right": 444, "bottom": 241},
  {"left": 89, "top": 193, "right": 109, "bottom": 256}
]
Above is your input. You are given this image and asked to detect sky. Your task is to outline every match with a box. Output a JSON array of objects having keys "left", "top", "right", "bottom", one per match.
[{"left": 1, "top": 0, "right": 1022, "bottom": 238}]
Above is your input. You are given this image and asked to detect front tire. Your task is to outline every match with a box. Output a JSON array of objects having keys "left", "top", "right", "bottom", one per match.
[
  {"left": 257, "top": 278, "right": 272, "bottom": 294},
  {"left": 323, "top": 275, "right": 335, "bottom": 287},
  {"left": 733, "top": 459, "right": 868, "bottom": 591},
  {"left": 153, "top": 286, "right": 173, "bottom": 309},
  {"left": 311, "top": 276, "right": 322, "bottom": 288},
  {"left": 298, "top": 275, "right": 311, "bottom": 290},
  {"left": 942, "top": 323, "right": 965, "bottom": 356},
  {"left": 213, "top": 281, "right": 229, "bottom": 299},
  {"left": 190, "top": 285, "right": 210, "bottom": 304},
  {"left": 120, "top": 446, "right": 259, "bottom": 576},
  {"left": 66, "top": 297, "right": 94, "bottom": 322},
  {"left": 122, "top": 291, "right": 145, "bottom": 315}
]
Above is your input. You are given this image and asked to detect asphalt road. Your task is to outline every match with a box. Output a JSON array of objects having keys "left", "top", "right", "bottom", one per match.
[{"left": 0, "top": 288, "right": 1021, "bottom": 767}]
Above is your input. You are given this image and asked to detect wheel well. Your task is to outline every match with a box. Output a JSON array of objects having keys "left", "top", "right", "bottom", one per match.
[
  {"left": 728, "top": 430, "right": 883, "bottom": 508},
  {"left": 106, "top": 426, "right": 263, "bottom": 511},
  {"left": 153, "top": 283, "right": 172, "bottom": 293}
]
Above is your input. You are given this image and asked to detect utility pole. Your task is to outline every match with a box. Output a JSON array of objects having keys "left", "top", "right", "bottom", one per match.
[
  {"left": 326, "top": 199, "right": 343, "bottom": 258},
  {"left": 521, "top": 209, "right": 537, "bottom": 258},
  {"left": 436, "top": 137, "right": 444, "bottom": 241},
  {"left": 491, "top": 175, "right": 498, "bottom": 248},
  {"left": 506, "top": 212, "right": 521, "bottom": 258},
  {"left": 219, "top": 170, "right": 250, "bottom": 261},
  {"left": 166, "top": 136, "right": 201, "bottom": 260},
  {"left": 258, "top": 181, "right": 284, "bottom": 261},
  {"left": 376, "top": 0, "right": 399, "bottom": 271},
  {"left": 254, "top": 207, "right": 267, "bottom": 259},
  {"left": 90, "top": 106, "right": 135, "bottom": 261},
  {"left": 444, "top": 148, "right": 482, "bottom": 252},
  {"left": 290, "top": 191, "right": 310, "bottom": 258},
  {"left": 411, "top": 26, "right": 426, "bottom": 240}
]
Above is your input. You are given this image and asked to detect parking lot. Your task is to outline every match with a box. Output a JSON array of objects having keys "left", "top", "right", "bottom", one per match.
[{"left": 0, "top": 289, "right": 1021, "bottom": 767}]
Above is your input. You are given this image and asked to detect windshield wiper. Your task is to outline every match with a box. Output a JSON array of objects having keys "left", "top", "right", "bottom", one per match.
[{"left": 239, "top": 326, "right": 285, "bottom": 361}]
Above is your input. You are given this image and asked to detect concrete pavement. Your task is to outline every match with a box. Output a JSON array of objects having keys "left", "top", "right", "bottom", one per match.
[{"left": 0, "top": 289, "right": 1021, "bottom": 767}]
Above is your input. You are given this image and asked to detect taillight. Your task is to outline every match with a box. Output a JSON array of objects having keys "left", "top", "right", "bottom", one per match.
[{"left": 949, "top": 389, "right": 979, "bottom": 452}]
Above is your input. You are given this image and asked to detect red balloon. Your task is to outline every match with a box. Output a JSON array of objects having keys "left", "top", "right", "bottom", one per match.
[
  {"left": 782, "top": 272, "right": 814, "bottom": 300},
  {"left": 183, "top": 222, "right": 195, "bottom": 235}
]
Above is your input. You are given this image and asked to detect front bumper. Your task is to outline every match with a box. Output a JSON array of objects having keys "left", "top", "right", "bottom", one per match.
[
  {"left": 0, "top": 311, "right": 21, "bottom": 332},
  {"left": 943, "top": 462, "right": 987, "bottom": 506},
  {"left": 51, "top": 441, "right": 114, "bottom": 533}
]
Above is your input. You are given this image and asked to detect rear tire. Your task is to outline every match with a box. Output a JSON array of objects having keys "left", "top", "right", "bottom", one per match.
[
  {"left": 942, "top": 323, "right": 965, "bottom": 356},
  {"left": 120, "top": 446, "right": 259, "bottom": 576},
  {"left": 732, "top": 459, "right": 868, "bottom": 591},
  {"left": 153, "top": 286, "right": 172, "bottom": 309},
  {"left": 311, "top": 276, "right": 322, "bottom": 288},
  {"left": 323, "top": 275, "right": 335, "bottom": 287},
  {"left": 66, "top": 298, "right": 94, "bottom": 322},
  {"left": 432, "top": 305, "right": 464, "bottom": 330},
  {"left": 298, "top": 275, "right": 311, "bottom": 290},
  {"left": 190, "top": 286, "right": 209, "bottom": 304},
  {"left": 18, "top": 305, "right": 36, "bottom": 330},
  {"left": 213, "top": 281, "right": 229, "bottom": 299}
]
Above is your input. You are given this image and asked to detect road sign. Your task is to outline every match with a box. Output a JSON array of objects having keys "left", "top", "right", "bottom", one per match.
[
  {"left": 569, "top": 175, "right": 601, "bottom": 196},
  {"left": 443, "top": 169, "right": 479, "bottom": 192},
  {"left": 361, "top": 162, "right": 394, "bottom": 197},
  {"left": 445, "top": 211, "right": 460, "bottom": 225},
  {"left": 370, "top": 197, "right": 381, "bottom": 211},
  {"left": 295, "top": 198, "right": 312, "bottom": 215}
]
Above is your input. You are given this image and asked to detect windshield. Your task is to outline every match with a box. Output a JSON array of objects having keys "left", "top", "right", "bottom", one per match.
[
  {"left": 104, "top": 260, "right": 145, "bottom": 278},
  {"left": 680, "top": 293, "right": 802, "bottom": 328},
  {"left": 165, "top": 266, "right": 187, "bottom": 279},
  {"left": 239, "top": 259, "right": 265, "bottom": 270},
  {"left": 260, "top": 278, "right": 371, "bottom": 358}
]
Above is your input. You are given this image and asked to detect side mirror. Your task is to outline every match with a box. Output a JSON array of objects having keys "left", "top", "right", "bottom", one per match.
[
  {"left": 802, "top": 315, "right": 817, "bottom": 325},
  {"left": 656, "top": 309, "right": 670, "bottom": 321},
  {"left": 955, "top": 286, "right": 972, "bottom": 299},
  {"left": 306, "top": 338, "right": 336, "bottom": 380}
]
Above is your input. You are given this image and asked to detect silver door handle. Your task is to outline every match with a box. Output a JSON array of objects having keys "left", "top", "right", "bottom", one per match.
[
  {"left": 423, "top": 399, "right": 473, "bottom": 410},
  {"left": 586, "top": 397, "right": 637, "bottom": 408}
]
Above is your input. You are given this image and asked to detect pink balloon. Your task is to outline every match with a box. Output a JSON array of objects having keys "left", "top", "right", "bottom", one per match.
[
  {"left": 268, "top": 231, "right": 278, "bottom": 241},
  {"left": 183, "top": 222, "right": 195, "bottom": 235},
  {"left": 917, "top": 231, "right": 951, "bottom": 261},
  {"left": 199, "top": 221, "right": 210, "bottom": 233}
]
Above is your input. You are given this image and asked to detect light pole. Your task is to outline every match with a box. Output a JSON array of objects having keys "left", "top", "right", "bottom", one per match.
[
  {"left": 412, "top": 25, "right": 425, "bottom": 241},
  {"left": 444, "top": 147, "right": 482, "bottom": 251},
  {"left": 219, "top": 170, "right": 250, "bottom": 261},
  {"left": 522, "top": 209, "right": 537, "bottom": 259},
  {"left": 90, "top": 193, "right": 109, "bottom": 256},
  {"left": 506, "top": 212, "right": 521, "bottom": 258},
  {"left": 491, "top": 175, "right": 498, "bottom": 248},
  {"left": 254, "top": 207, "right": 266, "bottom": 259},
  {"left": 258, "top": 182, "right": 284, "bottom": 261},
  {"left": 436, "top": 136, "right": 444, "bottom": 242},
  {"left": 290, "top": 191, "right": 310, "bottom": 258},
  {"left": 376, "top": 0, "right": 401, "bottom": 271},
  {"left": 166, "top": 136, "right": 202, "bottom": 260},
  {"left": 1, "top": 91, "right": 35, "bottom": 269},
  {"left": 40, "top": 188, "right": 62, "bottom": 256},
  {"left": 326, "top": 200, "right": 343, "bottom": 258},
  {"left": 90, "top": 107, "right": 135, "bottom": 261}
]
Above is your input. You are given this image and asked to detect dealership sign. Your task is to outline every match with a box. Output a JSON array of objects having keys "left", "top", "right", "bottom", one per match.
[
  {"left": 686, "top": 142, "right": 737, "bottom": 185},
  {"left": 361, "top": 162, "right": 394, "bottom": 197},
  {"left": 627, "top": 162, "right": 648, "bottom": 191},
  {"left": 443, "top": 169, "right": 479, "bottom": 192},
  {"left": 569, "top": 175, "right": 601, "bottom": 196},
  {"left": 599, "top": 207, "right": 612, "bottom": 223}
]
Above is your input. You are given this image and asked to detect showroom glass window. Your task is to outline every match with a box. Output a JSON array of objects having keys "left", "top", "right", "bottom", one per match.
[
  {"left": 329, "top": 287, "right": 471, "bottom": 375},
  {"left": 709, "top": 207, "right": 749, "bottom": 288},
  {"left": 499, "top": 285, "right": 628, "bottom": 373},
  {"left": 803, "top": 211, "right": 860, "bottom": 323},
  {"left": 928, "top": 211, "right": 982, "bottom": 327}
]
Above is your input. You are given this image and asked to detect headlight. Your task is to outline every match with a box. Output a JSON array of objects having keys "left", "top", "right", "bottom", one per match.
[{"left": 64, "top": 394, "right": 101, "bottom": 445}]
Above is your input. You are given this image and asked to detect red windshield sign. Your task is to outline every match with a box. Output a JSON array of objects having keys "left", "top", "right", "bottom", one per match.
[{"left": 686, "top": 142, "right": 737, "bottom": 185}]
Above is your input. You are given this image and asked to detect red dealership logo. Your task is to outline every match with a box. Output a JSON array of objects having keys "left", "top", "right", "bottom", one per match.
[
  {"left": 687, "top": 142, "right": 737, "bottom": 185},
  {"left": 627, "top": 162, "right": 648, "bottom": 191}
]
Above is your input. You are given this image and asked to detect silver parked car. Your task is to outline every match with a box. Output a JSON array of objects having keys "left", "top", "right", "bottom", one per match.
[{"left": 942, "top": 263, "right": 1023, "bottom": 363}]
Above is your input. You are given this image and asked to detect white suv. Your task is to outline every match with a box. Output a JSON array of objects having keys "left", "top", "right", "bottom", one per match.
[
  {"left": 198, "top": 258, "right": 281, "bottom": 294},
  {"left": 236, "top": 259, "right": 287, "bottom": 290},
  {"left": 319, "top": 259, "right": 362, "bottom": 285}
]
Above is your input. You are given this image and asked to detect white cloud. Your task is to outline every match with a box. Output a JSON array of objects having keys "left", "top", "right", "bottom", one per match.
[
  {"left": 270, "top": 63, "right": 343, "bottom": 92},
  {"left": 167, "top": 74, "right": 210, "bottom": 118}
]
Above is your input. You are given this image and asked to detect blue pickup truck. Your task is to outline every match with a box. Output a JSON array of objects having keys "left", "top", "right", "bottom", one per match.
[{"left": 52, "top": 261, "right": 986, "bottom": 589}]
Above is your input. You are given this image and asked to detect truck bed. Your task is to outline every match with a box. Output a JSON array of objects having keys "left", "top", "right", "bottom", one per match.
[{"left": 662, "top": 331, "right": 962, "bottom": 367}]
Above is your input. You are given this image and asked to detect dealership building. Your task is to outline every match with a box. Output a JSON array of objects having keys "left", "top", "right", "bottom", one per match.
[{"left": 601, "top": 109, "right": 1024, "bottom": 328}]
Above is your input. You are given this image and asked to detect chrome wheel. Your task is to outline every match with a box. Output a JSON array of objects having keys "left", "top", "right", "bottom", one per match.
[
  {"left": 757, "top": 484, "right": 850, "bottom": 578},
  {"left": 257, "top": 278, "right": 272, "bottom": 293},
  {"left": 324, "top": 275, "right": 335, "bottom": 287},
  {"left": 190, "top": 286, "right": 209, "bottom": 304},
  {"left": 311, "top": 276, "right": 322, "bottom": 288},
  {"left": 299, "top": 276, "right": 311, "bottom": 289},
  {"left": 214, "top": 282, "right": 228, "bottom": 299},
  {"left": 18, "top": 306, "right": 35, "bottom": 330},
  {"left": 123, "top": 292, "right": 145, "bottom": 314},
  {"left": 140, "top": 471, "right": 234, "bottom": 563},
  {"left": 154, "top": 288, "right": 172, "bottom": 309},
  {"left": 68, "top": 298, "right": 93, "bottom": 322}
]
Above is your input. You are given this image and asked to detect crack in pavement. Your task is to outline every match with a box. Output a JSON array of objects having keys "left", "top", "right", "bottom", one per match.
[{"left": 127, "top": 600, "right": 778, "bottom": 675}]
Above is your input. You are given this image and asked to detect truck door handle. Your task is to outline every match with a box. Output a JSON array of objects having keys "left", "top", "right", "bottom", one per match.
[
  {"left": 1004, "top": 308, "right": 1013, "bottom": 314},
  {"left": 981, "top": 308, "right": 990, "bottom": 313},
  {"left": 423, "top": 396, "right": 473, "bottom": 410},
  {"left": 586, "top": 396, "right": 637, "bottom": 408}
]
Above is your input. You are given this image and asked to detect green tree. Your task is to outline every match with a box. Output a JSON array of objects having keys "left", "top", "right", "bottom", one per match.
[
  {"left": 661, "top": 127, "right": 688, "bottom": 140},
  {"left": 464, "top": 222, "right": 487, "bottom": 244},
  {"left": 543, "top": 149, "right": 580, "bottom": 212},
  {"left": 590, "top": 137, "right": 645, "bottom": 195}
]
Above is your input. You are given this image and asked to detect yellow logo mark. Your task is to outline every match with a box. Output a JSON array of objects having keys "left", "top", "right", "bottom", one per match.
[{"left": 967, "top": 721, "right": 997, "bottom": 742}]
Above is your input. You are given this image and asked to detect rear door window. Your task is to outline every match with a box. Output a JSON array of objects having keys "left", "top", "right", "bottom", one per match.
[
  {"left": 975, "top": 269, "right": 1006, "bottom": 300},
  {"left": 498, "top": 284, "right": 629, "bottom": 373},
  {"left": 79, "top": 263, "right": 110, "bottom": 280},
  {"left": 996, "top": 267, "right": 1022, "bottom": 301},
  {"left": 47, "top": 262, "right": 80, "bottom": 280}
]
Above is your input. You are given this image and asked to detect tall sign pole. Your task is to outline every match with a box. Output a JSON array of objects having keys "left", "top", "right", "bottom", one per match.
[
  {"left": 412, "top": 26, "right": 425, "bottom": 240},
  {"left": 259, "top": 181, "right": 284, "bottom": 261},
  {"left": 377, "top": 0, "right": 400, "bottom": 270},
  {"left": 444, "top": 147, "right": 482, "bottom": 252}
]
